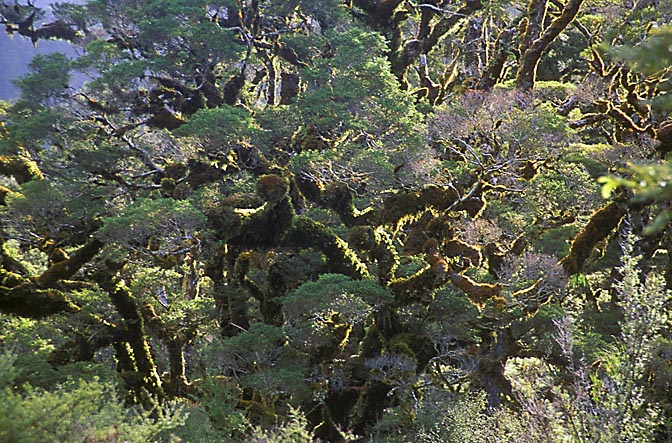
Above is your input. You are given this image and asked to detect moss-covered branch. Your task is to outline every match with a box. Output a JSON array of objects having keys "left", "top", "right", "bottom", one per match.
[
  {"left": 0, "top": 280, "right": 80, "bottom": 318},
  {"left": 284, "top": 217, "right": 370, "bottom": 279},
  {"left": 49, "top": 316, "right": 122, "bottom": 365},
  {"left": 422, "top": 0, "right": 484, "bottom": 55},
  {"left": 349, "top": 226, "right": 399, "bottom": 285},
  {"left": 387, "top": 266, "right": 441, "bottom": 304},
  {"left": 35, "top": 239, "right": 104, "bottom": 287},
  {"left": 515, "top": 0, "right": 585, "bottom": 90},
  {"left": 450, "top": 273, "right": 503, "bottom": 307},
  {"left": 96, "top": 274, "right": 165, "bottom": 403},
  {"left": 0, "top": 154, "right": 43, "bottom": 183},
  {"left": 140, "top": 304, "right": 198, "bottom": 396},
  {"left": 561, "top": 201, "right": 626, "bottom": 274},
  {"left": 212, "top": 175, "right": 295, "bottom": 247},
  {"left": 477, "top": 27, "right": 515, "bottom": 91},
  {"left": 204, "top": 250, "right": 251, "bottom": 337}
]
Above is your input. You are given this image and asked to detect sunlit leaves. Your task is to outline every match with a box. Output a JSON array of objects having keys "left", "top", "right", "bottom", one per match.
[
  {"left": 599, "top": 162, "right": 672, "bottom": 234},
  {"left": 173, "top": 106, "right": 258, "bottom": 150},
  {"left": 98, "top": 197, "right": 207, "bottom": 252},
  {"left": 282, "top": 274, "right": 392, "bottom": 353}
]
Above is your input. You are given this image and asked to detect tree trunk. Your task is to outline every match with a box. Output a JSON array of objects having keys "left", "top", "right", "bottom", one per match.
[{"left": 515, "top": 0, "right": 585, "bottom": 90}]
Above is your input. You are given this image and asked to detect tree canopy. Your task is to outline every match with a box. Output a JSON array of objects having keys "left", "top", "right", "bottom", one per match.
[{"left": 1, "top": 0, "right": 672, "bottom": 442}]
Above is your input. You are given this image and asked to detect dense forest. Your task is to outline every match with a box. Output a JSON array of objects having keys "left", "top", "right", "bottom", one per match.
[{"left": 1, "top": 0, "right": 671, "bottom": 441}]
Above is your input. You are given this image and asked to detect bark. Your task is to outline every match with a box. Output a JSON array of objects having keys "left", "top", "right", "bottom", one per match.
[
  {"left": 422, "top": 0, "right": 484, "bottom": 55},
  {"left": 477, "top": 28, "right": 515, "bottom": 91},
  {"left": 515, "top": 0, "right": 585, "bottom": 90}
]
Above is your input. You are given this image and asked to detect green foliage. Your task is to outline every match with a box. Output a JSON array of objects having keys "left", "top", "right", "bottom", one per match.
[
  {"left": 283, "top": 274, "right": 392, "bottom": 351},
  {"left": 188, "top": 377, "right": 250, "bottom": 439},
  {"left": 1, "top": 107, "right": 62, "bottom": 152},
  {"left": 599, "top": 162, "right": 672, "bottom": 234},
  {"left": 510, "top": 238, "right": 669, "bottom": 442},
  {"left": 174, "top": 106, "right": 259, "bottom": 148},
  {"left": 0, "top": 352, "right": 185, "bottom": 443},
  {"left": 2, "top": 0, "right": 672, "bottom": 441},
  {"left": 535, "top": 225, "right": 578, "bottom": 256},
  {"left": 99, "top": 197, "right": 207, "bottom": 250},
  {"left": 247, "top": 406, "right": 315, "bottom": 443},
  {"left": 13, "top": 53, "right": 71, "bottom": 105},
  {"left": 575, "top": 244, "right": 668, "bottom": 441},
  {"left": 523, "top": 163, "right": 601, "bottom": 218},
  {"left": 373, "top": 389, "right": 527, "bottom": 443},
  {"left": 212, "top": 323, "right": 310, "bottom": 403},
  {"left": 613, "top": 25, "right": 672, "bottom": 110},
  {"left": 564, "top": 153, "right": 609, "bottom": 178},
  {"left": 6, "top": 179, "right": 105, "bottom": 244}
]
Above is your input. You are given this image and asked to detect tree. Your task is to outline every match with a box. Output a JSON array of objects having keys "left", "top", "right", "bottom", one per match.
[{"left": 1, "top": 0, "right": 672, "bottom": 441}]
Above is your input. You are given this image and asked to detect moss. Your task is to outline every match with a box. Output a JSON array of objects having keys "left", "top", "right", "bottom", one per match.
[
  {"left": 185, "top": 159, "right": 225, "bottom": 189},
  {"left": 371, "top": 228, "right": 399, "bottom": 285},
  {"left": 453, "top": 195, "right": 486, "bottom": 218},
  {"left": 36, "top": 239, "right": 104, "bottom": 287},
  {"left": 390, "top": 332, "right": 436, "bottom": 371},
  {"left": 221, "top": 189, "right": 295, "bottom": 247},
  {"left": 0, "top": 154, "right": 43, "bottom": 183},
  {"left": 483, "top": 242, "right": 506, "bottom": 277},
  {"left": 450, "top": 273, "right": 502, "bottom": 308},
  {"left": 160, "top": 177, "right": 176, "bottom": 192},
  {"left": 401, "top": 212, "right": 435, "bottom": 255},
  {"left": 519, "top": 160, "right": 538, "bottom": 180},
  {"left": 444, "top": 239, "right": 482, "bottom": 268},
  {"left": 163, "top": 162, "right": 188, "bottom": 179},
  {"left": 561, "top": 202, "right": 626, "bottom": 274},
  {"left": 284, "top": 217, "right": 370, "bottom": 280},
  {"left": 533, "top": 80, "right": 576, "bottom": 102},
  {"left": 296, "top": 174, "right": 324, "bottom": 201},
  {"left": 387, "top": 336, "right": 417, "bottom": 361},
  {"left": 0, "top": 268, "right": 23, "bottom": 287},
  {"left": 492, "top": 295, "right": 508, "bottom": 311},
  {"left": 0, "top": 284, "right": 80, "bottom": 318},
  {"left": 256, "top": 174, "right": 290, "bottom": 203},
  {"left": 378, "top": 185, "right": 460, "bottom": 226},
  {"left": 0, "top": 185, "right": 13, "bottom": 205},
  {"left": 291, "top": 124, "right": 332, "bottom": 152},
  {"left": 425, "top": 213, "right": 455, "bottom": 239},
  {"left": 388, "top": 266, "right": 438, "bottom": 305},
  {"left": 349, "top": 226, "right": 376, "bottom": 251}
]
